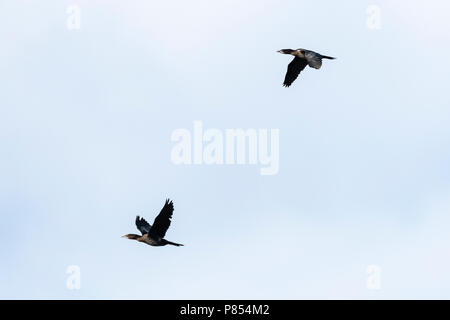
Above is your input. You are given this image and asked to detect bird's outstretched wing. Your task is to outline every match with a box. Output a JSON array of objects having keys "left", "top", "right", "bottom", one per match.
[
  {"left": 136, "top": 216, "right": 151, "bottom": 235},
  {"left": 149, "top": 199, "right": 174, "bottom": 239},
  {"left": 283, "top": 56, "right": 308, "bottom": 87},
  {"left": 304, "top": 51, "right": 322, "bottom": 69}
]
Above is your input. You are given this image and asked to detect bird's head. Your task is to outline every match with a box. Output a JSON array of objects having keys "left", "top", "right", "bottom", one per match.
[
  {"left": 122, "top": 234, "right": 140, "bottom": 240},
  {"left": 277, "top": 49, "right": 295, "bottom": 55}
]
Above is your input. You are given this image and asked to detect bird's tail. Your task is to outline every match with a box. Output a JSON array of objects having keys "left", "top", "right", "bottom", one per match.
[
  {"left": 321, "top": 55, "right": 336, "bottom": 60},
  {"left": 165, "top": 240, "right": 184, "bottom": 247}
]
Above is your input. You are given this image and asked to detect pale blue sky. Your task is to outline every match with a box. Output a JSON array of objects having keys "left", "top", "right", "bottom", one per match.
[{"left": 1, "top": 0, "right": 450, "bottom": 299}]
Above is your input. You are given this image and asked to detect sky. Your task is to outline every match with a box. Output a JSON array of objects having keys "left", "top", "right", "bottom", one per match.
[{"left": 1, "top": 0, "right": 450, "bottom": 299}]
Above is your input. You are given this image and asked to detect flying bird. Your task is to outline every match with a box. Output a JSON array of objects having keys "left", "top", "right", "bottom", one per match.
[
  {"left": 278, "top": 48, "right": 335, "bottom": 87},
  {"left": 122, "top": 199, "right": 183, "bottom": 247}
]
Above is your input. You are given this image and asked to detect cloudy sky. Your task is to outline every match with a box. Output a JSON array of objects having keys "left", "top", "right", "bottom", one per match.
[{"left": 1, "top": 0, "right": 450, "bottom": 299}]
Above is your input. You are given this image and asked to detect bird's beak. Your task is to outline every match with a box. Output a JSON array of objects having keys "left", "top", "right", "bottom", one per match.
[
  {"left": 121, "top": 235, "right": 127, "bottom": 238},
  {"left": 277, "top": 50, "right": 282, "bottom": 53}
]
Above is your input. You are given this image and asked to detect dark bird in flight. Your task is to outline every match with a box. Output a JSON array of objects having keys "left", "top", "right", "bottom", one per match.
[
  {"left": 278, "top": 48, "right": 335, "bottom": 87},
  {"left": 122, "top": 199, "right": 183, "bottom": 247}
]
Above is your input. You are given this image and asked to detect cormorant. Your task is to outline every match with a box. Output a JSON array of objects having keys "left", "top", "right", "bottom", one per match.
[
  {"left": 278, "top": 48, "right": 335, "bottom": 87},
  {"left": 122, "top": 199, "right": 183, "bottom": 247}
]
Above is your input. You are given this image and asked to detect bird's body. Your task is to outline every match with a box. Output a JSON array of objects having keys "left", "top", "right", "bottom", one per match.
[
  {"left": 122, "top": 199, "right": 183, "bottom": 247},
  {"left": 133, "top": 234, "right": 180, "bottom": 247},
  {"left": 278, "top": 48, "right": 335, "bottom": 87}
]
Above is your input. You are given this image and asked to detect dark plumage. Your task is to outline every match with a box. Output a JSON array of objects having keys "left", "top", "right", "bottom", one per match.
[
  {"left": 278, "top": 48, "right": 335, "bottom": 87},
  {"left": 122, "top": 199, "right": 183, "bottom": 247},
  {"left": 284, "top": 57, "right": 308, "bottom": 88}
]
